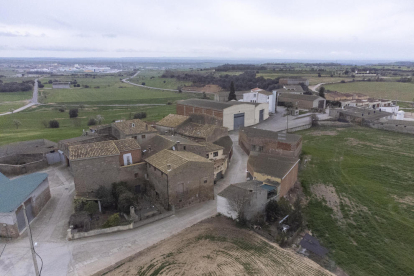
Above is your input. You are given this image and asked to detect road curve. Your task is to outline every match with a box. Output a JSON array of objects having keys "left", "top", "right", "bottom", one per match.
[{"left": 0, "top": 79, "right": 39, "bottom": 116}]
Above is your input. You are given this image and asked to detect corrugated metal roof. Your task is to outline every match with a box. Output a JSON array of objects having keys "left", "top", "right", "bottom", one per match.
[{"left": 0, "top": 172, "right": 48, "bottom": 213}]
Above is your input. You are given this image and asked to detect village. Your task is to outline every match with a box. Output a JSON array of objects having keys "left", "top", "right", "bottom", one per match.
[{"left": 1, "top": 73, "right": 413, "bottom": 275}]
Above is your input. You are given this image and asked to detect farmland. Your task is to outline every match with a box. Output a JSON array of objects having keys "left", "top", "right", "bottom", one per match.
[
  {"left": 104, "top": 216, "right": 332, "bottom": 276},
  {"left": 129, "top": 70, "right": 192, "bottom": 89},
  {"left": 298, "top": 126, "right": 414, "bottom": 276},
  {"left": 0, "top": 90, "right": 33, "bottom": 112},
  {"left": 323, "top": 81, "right": 414, "bottom": 101},
  {"left": 0, "top": 104, "right": 176, "bottom": 146}
]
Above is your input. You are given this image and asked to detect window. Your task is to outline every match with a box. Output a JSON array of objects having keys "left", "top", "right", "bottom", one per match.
[
  {"left": 206, "top": 154, "right": 209, "bottom": 158},
  {"left": 132, "top": 136, "right": 137, "bottom": 139},
  {"left": 142, "top": 134, "right": 146, "bottom": 139},
  {"left": 204, "top": 179, "right": 208, "bottom": 183},
  {"left": 258, "top": 146, "right": 264, "bottom": 152},
  {"left": 183, "top": 146, "right": 186, "bottom": 150},
  {"left": 134, "top": 173, "right": 139, "bottom": 179},
  {"left": 213, "top": 151, "right": 218, "bottom": 157},
  {"left": 251, "top": 145, "right": 256, "bottom": 151}
]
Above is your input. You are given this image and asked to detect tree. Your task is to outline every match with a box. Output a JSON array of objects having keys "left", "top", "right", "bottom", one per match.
[
  {"left": 133, "top": 112, "right": 147, "bottom": 119},
  {"left": 319, "top": 86, "right": 326, "bottom": 98},
  {"left": 96, "top": 115, "right": 104, "bottom": 124},
  {"left": 12, "top": 119, "right": 22, "bottom": 129},
  {"left": 202, "top": 92, "right": 207, "bottom": 99},
  {"left": 49, "top": 120, "right": 59, "bottom": 128},
  {"left": 141, "top": 82, "right": 145, "bottom": 85},
  {"left": 228, "top": 81, "right": 237, "bottom": 101},
  {"left": 48, "top": 80, "right": 53, "bottom": 84},
  {"left": 87, "top": 118, "right": 97, "bottom": 126},
  {"left": 69, "top": 108, "right": 79, "bottom": 118}
]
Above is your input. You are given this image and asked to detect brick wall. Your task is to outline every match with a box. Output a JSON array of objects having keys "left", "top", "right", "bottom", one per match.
[
  {"left": 280, "top": 162, "right": 299, "bottom": 197},
  {"left": 118, "top": 149, "right": 141, "bottom": 165}
]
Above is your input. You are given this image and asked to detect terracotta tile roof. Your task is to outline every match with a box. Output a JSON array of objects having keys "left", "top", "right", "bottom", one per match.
[
  {"left": 177, "top": 122, "right": 225, "bottom": 139},
  {"left": 113, "top": 139, "right": 141, "bottom": 152},
  {"left": 69, "top": 140, "right": 119, "bottom": 160},
  {"left": 112, "top": 119, "right": 157, "bottom": 135},
  {"left": 163, "top": 135, "right": 200, "bottom": 146},
  {"left": 145, "top": 149, "right": 211, "bottom": 174},
  {"left": 199, "top": 142, "right": 223, "bottom": 152},
  {"left": 156, "top": 114, "right": 189, "bottom": 128}
]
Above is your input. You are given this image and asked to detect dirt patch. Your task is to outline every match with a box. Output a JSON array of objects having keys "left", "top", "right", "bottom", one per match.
[
  {"left": 311, "top": 184, "right": 369, "bottom": 222},
  {"left": 182, "top": 84, "right": 223, "bottom": 93},
  {"left": 311, "top": 184, "right": 343, "bottom": 220},
  {"left": 309, "top": 131, "right": 338, "bottom": 136},
  {"left": 103, "top": 216, "right": 333, "bottom": 276},
  {"left": 392, "top": 195, "right": 414, "bottom": 206}
]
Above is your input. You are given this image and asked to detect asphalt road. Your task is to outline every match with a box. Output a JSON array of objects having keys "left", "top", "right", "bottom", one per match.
[{"left": 0, "top": 79, "right": 39, "bottom": 116}]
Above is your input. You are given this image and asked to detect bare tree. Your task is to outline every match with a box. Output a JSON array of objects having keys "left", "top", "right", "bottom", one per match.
[
  {"left": 12, "top": 119, "right": 22, "bottom": 129},
  {"left": 96, "top": 115, "right": 104, "bottom": 124},
  {"left": 226, "top": 188, "right": 251, "bottom": 222}
]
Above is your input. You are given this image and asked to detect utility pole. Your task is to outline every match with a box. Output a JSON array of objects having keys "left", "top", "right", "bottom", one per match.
[
  {"left": 23, "top": 204, "right": 39, "bottom": 276},
  {"left": 286, "top": 108, "right": 289, "bottom": 133}
]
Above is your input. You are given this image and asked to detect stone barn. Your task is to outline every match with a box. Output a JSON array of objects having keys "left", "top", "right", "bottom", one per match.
[
  {"left": 0, "top": 172, "right": 51, "bottom": 238},
  {"left": 145, "top": 150, "right": 214, "bottom": 210}
]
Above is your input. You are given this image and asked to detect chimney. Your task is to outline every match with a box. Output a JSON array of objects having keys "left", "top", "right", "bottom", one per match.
[{"left": 167, "top": 164, "right": 172, "bottom": 171}]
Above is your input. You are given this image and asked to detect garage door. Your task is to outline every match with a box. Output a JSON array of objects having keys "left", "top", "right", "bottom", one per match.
[
  {"left": 259, "top": 109, "right": 264, "bottom": 122},
  {"left": 234, "top": 113, "right": 245, "bottom": 130}
]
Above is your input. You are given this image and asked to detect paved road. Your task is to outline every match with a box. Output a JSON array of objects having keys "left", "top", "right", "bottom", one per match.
[
  {"left": 122, "top": 71, "right": 211, "bottom": 94},
  {"left": 0, "top": 79, "right": 39, "bottom": 116},
  {"left": 0, "top": 111, "right": 329, "bottom": 276}
]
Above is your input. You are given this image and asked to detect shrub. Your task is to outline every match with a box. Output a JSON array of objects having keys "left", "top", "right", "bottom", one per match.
[
  {"left": 118, "top": 191, "right": 135, "bottom": 213},
  {"left": 87, "top": 118, "right": 97, "bottom": 126},
  {"left": 41, "top": 120, "right": 48, "bottom": 128},
  {"left": 102, "top": 213, "right": 121, "bottom": 228},
  {"left": 74, "top": 198, "right": 87, "bottom": 212},
  {"left": 49, "top": 120, "right": 59, "bottom": 128},
  {"left": 58, "top": 107, "right": 65, "bottom": 112},
  {"left": 48, "top": 80, "right": 53, "bottom": 84},
  {"left": 340, "top": 80, "right": 346, "bottom": 83},
  {"left": 141, "top": 82, "right": 145, "bottom": 85},
  {"left": 84, "top": 201, "right": 99, "bottom": 214},
  {"left": 167, "top": 101, "right": 172, "bottom": 105},
  {"left": 133, "top": 112, "right": 147, "bottom": 119},
  {"left": 265, "top": 198, "right": 292, "bottom": 223},
  {"left": 69, "top": 211, "right": 90, "bottom": 229},
  {"left": 69, "top": 108, "right": 79, "bottom": 118},
  {"left": 95, "top": 185, "right": 115, "bottom": 208},
  {"left": 111, "top": 182, "right": 129, "bottom": 201}
]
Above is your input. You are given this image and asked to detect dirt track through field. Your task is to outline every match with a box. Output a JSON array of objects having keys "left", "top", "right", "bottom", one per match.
[{"left": 104, "top": 216, "right": 333, "bottom": 276}]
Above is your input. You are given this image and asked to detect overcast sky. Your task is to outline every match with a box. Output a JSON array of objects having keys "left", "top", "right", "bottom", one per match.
[{"left": 1, "top": 0, "right": 414, "bottom": 60}]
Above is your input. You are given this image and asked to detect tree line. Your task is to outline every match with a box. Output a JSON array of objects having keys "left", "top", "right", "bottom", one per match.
[
  {"left": 214, "top": 63, "right": 267, "bottom": 71},
  {"left": 163, "top": 70, "right": 282, "bottom": 91},
  {"left": 0, "top": 80, "right": 34, "bottom": 92}
]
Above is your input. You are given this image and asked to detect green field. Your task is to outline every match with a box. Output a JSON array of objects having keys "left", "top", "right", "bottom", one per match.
[
  {"left": 129, "top": 70, "right": 192, "bottom": 89},
  {"left": 257, "top": 72, "right": 366, "bottom": 86},
  {"left": 324, "top": 81, "right": 414, "bottom": 101},
  {"left": 0, "top": 105, "right": 176, "bottom": 146},
  {"left": 0, "top": 91, "right": 33, "bottom": 113},
  {"left": 298, "top": 126, "right": 414, "bottom": 276}
]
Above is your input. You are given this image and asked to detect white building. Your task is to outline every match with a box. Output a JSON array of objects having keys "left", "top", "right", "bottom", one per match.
[{"left": 242, "top": 88, "right": 275, "bottom": 113}]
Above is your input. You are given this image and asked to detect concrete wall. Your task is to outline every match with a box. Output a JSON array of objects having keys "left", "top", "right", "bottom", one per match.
[
  {"left": 0, "top": 213, "right": 18, "bottom": 238},
  {"left": 0, "top": 155, "right": 48, "bottom": 176},
  {"left": 254, "top": 103, "right": 270, "bottom": 123},
  {"left": 217, "top": 190, "right": 267, "bottom": 221},
  {"left": 217, "top": 196, "right": 238, "bottom": 219},
  {"left": 367, "top": 121, "right": 414, "bottom": 135},
  {"left": 223, "top": 104, "right": 255, "bottom": 130}
]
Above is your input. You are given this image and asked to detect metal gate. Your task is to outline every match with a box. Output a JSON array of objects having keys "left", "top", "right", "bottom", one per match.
[
  {"left": 233, "top": 113, "right": 245, "bottom": 130},
  {"left": 259, "top": 109, "right": 264, "bottom": 122},
  {"left": 15, "top": 200, "right": 34, "bottom": 233}
]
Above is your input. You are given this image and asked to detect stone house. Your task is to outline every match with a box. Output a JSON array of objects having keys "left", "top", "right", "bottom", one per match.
[
  {"left": 155, "top": 114, "right": 190, "bottom": 134},
  {"left": 143, "top": 134, "right": 228, "bottom": 181},
  {"left": 111, "top": 119, "right": 158, "bottom": 147},
  {"left": 217, "top": 180, "right": 275, "bottom": 220},
  {"left": 177, "top": 122, "right": 228, "bottom": 142},
  {"left": 59, "top": 134, "right": 110, "bottom": 166},
  {"left": 247, "top": 153, "right": 300, "bottom": 199},
  {"left": 278, "top": 94, "right": 326, "bottom": 109},
  {"left": 0, "top": 172, "right": 51, "bottom": 238},
  {"left": 69, "top": 139, "right": 146, "bottom": 197},
  {"left": 145, "top": 150, "right": 214, "bottom": 210},
  {"left": 239, "top": 127, "right": 302, "bottom": 158}
]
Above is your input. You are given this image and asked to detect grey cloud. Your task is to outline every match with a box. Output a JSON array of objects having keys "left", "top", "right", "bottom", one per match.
[{"left": 102, "top": 34, "right": 117, "bottom": 38}]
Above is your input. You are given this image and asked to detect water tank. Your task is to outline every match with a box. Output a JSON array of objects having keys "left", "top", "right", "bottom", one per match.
[{"left": 396, "top": 111, "right": 405, "bottom": 120}]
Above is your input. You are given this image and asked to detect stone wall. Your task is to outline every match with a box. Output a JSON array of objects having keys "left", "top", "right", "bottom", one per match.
[
  {"left": 367, "top": 121, "right": 414, "bottom": 135},
  {"left": 146, "top": 163, "right": 170, "bottom": 209},
  {"left": 0, "top": 155, "right": 48, "bottom": 176},
  {"left": 0, "top": 221, "right": 19, "bottom": 238},
  {"left": 119, "top": 162, "right": 147, "bottom": 189},
  {"left": 32, "top": 179, "right": 51, "bottom": 216},
  {"left": 189, "top": 113, "right": 223, "bottom": 126},
  {"left": 280, "top": 162, "right": 299, "bottom": 198}
]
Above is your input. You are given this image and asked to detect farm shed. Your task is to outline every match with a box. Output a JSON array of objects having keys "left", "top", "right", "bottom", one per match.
[
  {"left": 0, "top": 172, "right": 51, "bottom": 238},
  {"left": 239, "top": 127, "right": 302, "bottom": 158},
  {"left": 247, "top": 153, "right": 299, "bottom": 199},
  {"left": 278, "top": 94, "right": 326, "bottom": 110},
  {"left": 177, "top": 99, "right": 269, "bottom": 131}
]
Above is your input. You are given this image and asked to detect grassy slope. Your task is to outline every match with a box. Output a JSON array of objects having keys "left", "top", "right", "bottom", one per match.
[
  {"left": 0, "top": 105, "right": 176, "bottom": 146},
  {"left": 298, "top": 126, "right": 414, "bottom": 276},
  {"left": 323, "top": 82, "right": 414, "bottom": 101}
]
